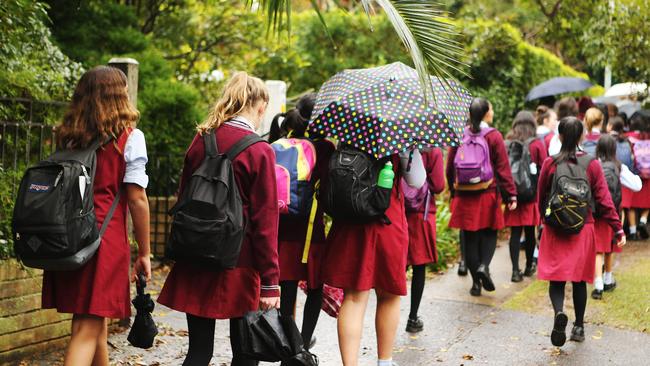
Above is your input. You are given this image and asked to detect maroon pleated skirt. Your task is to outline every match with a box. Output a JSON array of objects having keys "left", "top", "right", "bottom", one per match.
[
  {"left": 279, "top": 240, "right": 325, "bottom": 289},
  {"left": 621, "top": 186, "right": 634, "bottom": 209},
  {"left": 594, "top": 218, "right": 622, "bottom": 254},
  {"left": 450, "top": 190, "right": 505, "bottom": 231},
  {"left": 504, "top": 200, "right": 540, "bottom": 227},
  {"left": 406, "top": 212, "right": 438, "bottom": 266},
  {"left": 538, "top": 223, "right": 596, "bottom": 283},
  {"left": 631, "top": 179, "right": 650, "bottom": 208}
]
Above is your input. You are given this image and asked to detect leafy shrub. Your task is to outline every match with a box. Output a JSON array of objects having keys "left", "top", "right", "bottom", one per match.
[{"left": 0, "top": 168, "right": 22, "bottom": 259}]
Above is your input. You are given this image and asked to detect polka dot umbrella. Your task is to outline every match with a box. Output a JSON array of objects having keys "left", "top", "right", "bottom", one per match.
[{"left": 308, "top": 62, "right": 472, "bottom": 159}]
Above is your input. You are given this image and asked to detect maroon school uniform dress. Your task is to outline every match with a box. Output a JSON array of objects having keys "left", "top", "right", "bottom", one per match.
[
  {"left": 42, "top": 131, "right": 131, "bottom": 318},
  {"left": 407, "top": 148, "right": 445, "bottom": 266},
  {"left": 446, "top": 129, "right": 517, "bottom": 231},
  {"left": 278, "top": 139, "right": 335, "bottom": 289},
  {"left": 320, "top": 158, "right": 409, "bottom": 296},
  {"left": 626, "top": 134, "right": 650, "bottom": 208},
  {"left": 158, "top": 122, "right": 280, "bottom": 319},
  {"left": 504, "top": 138, "right": 548, "bottom": 227},
  {"left": 537, "top": 154, "right": 623, "bottom": 283}
]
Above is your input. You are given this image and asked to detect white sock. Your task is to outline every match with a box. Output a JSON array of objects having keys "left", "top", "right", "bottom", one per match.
[
  {"left": 604, "top": 272, "right": 614, "bottom": 284},
  {"left": 630, "top": 225, "right": 637, "bottom": 234},
  {"left": 534, "top": 247, "right": 539, "bottom": 259},
  {"left": 378, "top": 359, "right": 394, "bottom": 366},
  {"left": 594, "top": 277, "right": 604, "bottom": 291},
  {"left": 641, "top": 217, "right": 647, "bottom": 225}
]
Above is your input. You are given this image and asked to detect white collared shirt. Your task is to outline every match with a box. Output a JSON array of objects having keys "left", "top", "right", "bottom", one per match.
[
  {"left": 123, "top": 128, "right": 149, "bottom": 188},
  {"left": 226, "top": 116, "right": 256, "bottom": 131}
]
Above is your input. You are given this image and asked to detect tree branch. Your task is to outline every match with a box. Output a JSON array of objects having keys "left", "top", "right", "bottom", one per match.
[{"left": 535, "top": 0, "right": 563, "bottom": 20}]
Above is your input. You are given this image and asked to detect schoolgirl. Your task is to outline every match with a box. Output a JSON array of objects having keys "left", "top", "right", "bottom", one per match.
[
  {"left": 607, "top": 117, "right": 636, "bottom": 234},
  {"left": 535, "top": 105, "right": 557, "bottom": 149},
  {"left": 42, "top": 66, "right": 151, "bottom": 365},
  {"left": 320, "top": 144, "right": 426, "bottom": 366},
  {"left": 537, "top": 117, "right": 625, "bottom": 347},
  {"left": 158, "top": 72, "right": 279, "bottom": 366},
  {"left": 446, "top": 98, "right": 518, "bottom": 296},
  {"left": 592, "top": 134, "right": 641, "bottom": 299},
  {"left": 625, "top": 111, "right": 650, "bottom": 240},
  {"left": 504, "top": 111, "right": 547, "bottom": 282},
  {"left": 548, "top": 97, "right": 579, "bottom": 156},
  {"left": 581, "top": 107, "right": 605, "bottom": 156},
  {"left": 269, "top": 94, "right": 335, "bottom": 349},
  {"left": 405, "top": 147, "right": 445, "bottom": 333}
]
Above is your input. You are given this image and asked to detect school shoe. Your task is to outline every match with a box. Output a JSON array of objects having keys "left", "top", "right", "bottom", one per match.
[
  {"left": 628, "top": 232, "right": 641, "bottom": 241},
  {"left": 638, "top": 223, "right": 649, "bottom": 239},
  {"left": 470, "top": 282, "right": 482, "bottom": 296},
  {"left": 524, "top": 262, "right": 537, "bottom": 277},
  {"left": 604, "top": 280, "right": 617, "bottom": 292},
  {"left": 570, "top": 324, "right": 585, "bottom": 342},
  {"left": 551, "top": 312, "right": 569, "bottom": 347},
  {"left": 511, "top": 270, "right": 523, "bottom": 283},
  {"left": 406, "top": 317, "right": 424, "bottom": 333},
  {"left": 307, "top": 336, "right": 317, "bottom": 350},
  {"left": 591, "top": 289, "right": 603, "bottom": 300},
  {"left": 476, "top": 264, "right": 495, "bottom": 291},
  {"left": 457, "top": 261, "right": 468, "bottom": 276}
]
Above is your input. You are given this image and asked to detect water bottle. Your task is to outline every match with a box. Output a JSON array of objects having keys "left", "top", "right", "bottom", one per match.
[{"left": 377, "top": 161, "right": 395, "bottom": 189}]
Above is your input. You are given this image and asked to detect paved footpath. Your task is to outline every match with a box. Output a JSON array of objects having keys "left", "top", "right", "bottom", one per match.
[{"left": 16, "top": 241, "right": 650, "bottom": 365}]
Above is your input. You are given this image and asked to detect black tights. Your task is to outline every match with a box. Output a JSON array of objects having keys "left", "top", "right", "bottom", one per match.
[
  {"left": 509, "top": 226, "right": 536, "bottom": 271},
  {"left": 183, "top": 314, "right": 258, "bottom": 366},
  {"left": 459, "top": 230, "right": 466, "bottom": 262},
  {"left": 280, "top": 280, "right": 323, "bottom": 347},
  {"left": 409, "top": 265, "right": 426, "bottom": 319},
  {"left": 463, "top": 229, "right": 497, "bottom": 283},
  {"left": 549, "top": 281, "right": 587, "bottom": 327}
]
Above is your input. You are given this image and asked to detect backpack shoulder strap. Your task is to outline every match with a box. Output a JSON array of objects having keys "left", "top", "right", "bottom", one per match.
[
  {"left": 226, "top": 133, "right": 265, "bottom": 161},
  {"left": 576, "top": 155, "right": 594, "bottom": 171},
  {"left": 203, "top": 129, "right": 218, "bottom": 158},
  {"left": 98, "top": 189, "right": 121, "bottom": 238},
  {"left": 480, "top": 127, "right": 495, "bottom": 137}
]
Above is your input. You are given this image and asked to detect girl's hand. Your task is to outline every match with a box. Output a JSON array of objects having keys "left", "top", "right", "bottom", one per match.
[
  {"left": 508, "top": 201, "right": 518, "bottom": 211},
  {"left": 132, "top": 255, "right": 151, "bottom": 282},
  {"left": 259, "top": 296, "right": 281, "bottom": 310},
  {"left": 616, "top": 235, "right": 627, "bottom": 248}
]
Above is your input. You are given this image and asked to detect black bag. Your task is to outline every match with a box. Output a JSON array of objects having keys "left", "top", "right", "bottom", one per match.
[
  {"left": 166, "top": 130, "right": 263, "bottom": 269},
  {"left": 127, "top": 274, "right": 158, "bottom": 349},
  {"left": 506, "top": 138, "right": 537, "bottom": 203},
  {"left": 322, "top": 145, "right": 391, "bottom": 223},
  {"left": 600, "top": 161, "right": 622, "bottom": 211},
  {"left": 232, "top": 309, "right": 318, "bottom": 365},
  {"left": 544, "top": 155, "right": 594, "bottom": 234},
  {"left": 12, "top": 140, "right": 121, "bottom": 270}
]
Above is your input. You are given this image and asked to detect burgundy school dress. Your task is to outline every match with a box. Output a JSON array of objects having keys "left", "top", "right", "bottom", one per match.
[
  {"left": 504, "top": 138, "right": 548, "bottom": 227},
  {"left": 446, "top": 129, "right": 517, "bottom": 231},
  {"left": 42, "top": 131, "right": 131, "bottom": 319},
  {"left": 158, "top": 123, "right": 280, "bottom": 319},
  {"left": 278, "top": 139, "right": 335, "bottom": 289},
  {"left": 320, "top": 158, "right": 409, "bottom": 296},
  {"left": 537, "top": 154, "right": 623, "bottom": 283},
  {"left": 407, "top": 148, "right": 445, "bottom": 266}
]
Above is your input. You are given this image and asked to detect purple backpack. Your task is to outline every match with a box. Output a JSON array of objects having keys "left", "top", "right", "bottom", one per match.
[
  {"left": 453, "top": 127, "right": 495, "bottom": 190},
  {"left": 401, "top": 177, "right": 431, "bottom": 217}
]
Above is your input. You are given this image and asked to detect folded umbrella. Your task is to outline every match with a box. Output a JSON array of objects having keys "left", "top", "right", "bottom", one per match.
[
  {"left": 308, "top": 62, "right": 472, "bottom": 159},
  {"left": 127, "top": 274, "right": 158, "bottom": 349},
  {"left": 525, "top": 77, "right": 593, "bottom": 101}
]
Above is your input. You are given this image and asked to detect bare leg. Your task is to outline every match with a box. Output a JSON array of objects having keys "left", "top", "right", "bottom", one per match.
[
  {"left": 628, "top": 209, "right": 637, "bottom": 230},
  {"left": 604, "top": 253, "right": 614, "bottom": 273},
  {"left": 91, "top": 318, "right": 109, "bottom": 366},
  {"left": 594, "top": 253, "right": 604, "bottom": 282},
  {"left": 375, "top": 289, "right": 401, "bottom": 361},
  {"left": 338, "top": 289, "right": 370, "bottom": 366},
  {"left": 641, "top": 209, "right": 650, "bottom": 221},
  {"left": 64, "top": 315, "right": 105, "bottom": 366}
]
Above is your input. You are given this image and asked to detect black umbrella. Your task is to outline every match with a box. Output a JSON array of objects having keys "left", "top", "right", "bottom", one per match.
[
  {"left": 127, "top": 274, "right": 158, "bottom": 349},
  {"left": 525, "top": 77, "right": 593, "bottom": 101}
]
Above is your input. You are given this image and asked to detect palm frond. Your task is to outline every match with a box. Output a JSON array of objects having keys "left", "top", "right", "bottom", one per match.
[{"left": 367, "top": 0, "right": 467, "bottom": 100}]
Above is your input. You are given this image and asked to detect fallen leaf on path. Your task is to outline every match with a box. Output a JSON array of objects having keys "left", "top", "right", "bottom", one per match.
[
  {"left": 409, "top": 335, "right": 419, "bottom": 340},
  {"left": 439, "top": 348, "right": 448, "bottom": 352},
  {"left": 407, "top": 346, "right": 425, "bottom": 351},
  {"left": 592, "top": 330, "right": 603, "bottom": 340},
  {"left": 176, "top": 330, "right": 189, "bottom": 336},
  {"left": 510, "top": 336, "right": 519, "bottom": 340},
  {"left": 462, "top": 354, "right": 474, "bottom": 360}
]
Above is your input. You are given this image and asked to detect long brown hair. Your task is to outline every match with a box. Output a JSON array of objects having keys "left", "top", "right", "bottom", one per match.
[
  {"left": 56, "top": 66, "right": 139, "bottom": 149},
  {"left": 507, "top": 111, "right": 537, "bottom": 141},
  {"left": 197, "top": 72, "right": 269, "bottom": 133}
]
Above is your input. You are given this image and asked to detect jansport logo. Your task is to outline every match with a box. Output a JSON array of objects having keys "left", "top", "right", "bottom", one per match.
[{"left": 28, "top": 183, "right": 51, "bottom": 192}]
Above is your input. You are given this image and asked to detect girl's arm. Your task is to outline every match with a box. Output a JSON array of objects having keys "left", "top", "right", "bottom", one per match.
[
  {"left": 620, "top": 164, "right": 642, "bottom": 192},
  {"left": 445, "top": 147, "right": 458, "bottom": 195},
  {"left": 429, "top": 148, "right": 445, "bottom": 194},
  {"left": 489, "top": 132, "right": 517, "bottom": 202},
  {"left": 537, "top": 157, "right": 553, "bottom": 217},
  {"left": 127, "top": 184, "right": 151, "bottom": 281}
]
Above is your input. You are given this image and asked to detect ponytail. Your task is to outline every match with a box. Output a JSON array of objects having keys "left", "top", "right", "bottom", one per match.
[
  {"left": 555, "top": 116, "right": 584, "bottom": 164},
  {"left": 584, "top": 107, "right": 604, "bottom": 133},
  {"left": 468, "top": 97, "right": 490, "bottom": 133},
  {"left": 269, "top": 112, "right": 286, "bottom": 143},
  {"left": 197, "top": 71, "right": 269, "bottom": 133},
  {"left": 535, "top": 105, "right": 551, "bottom": 126},
  {"left": 268, "top": 94, "right": 316, "bottom": 143}
]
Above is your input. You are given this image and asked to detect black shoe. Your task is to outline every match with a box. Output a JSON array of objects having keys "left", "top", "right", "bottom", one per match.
[
  {"left": 457, "top": 261, "right": 468, "bottom": 276},
  {"left": 628, "top": 232, "right": 641, "bottom": 241},
  {"left": 307, "top": 336, "right": 317, "bottom": 350},
  {"left": 591, "top": 289, "right": 603, "bottom": 300},
  {"left": 476, "top": 264, "right": 495, "bottom": 291},
  {"left": 639, "top": 223, "right": 649, "bottom": 239},
  {"left": 406, "top": 317, "right": 424, "bottom": 333},
  {"left": 524, "top": 262, "right": 537, "bottom": 277},
  {"left": 570, "top": 324, "right": 585, "bottom": 342},
  {"left": 511, "top": 270, "right": 523, "bottom": 283},
  {"left": 470, "top": 282, "right": 482, "bottom": 296},
  {"left": 551, "top": 312, "right": 568, "bottom": 347},
  {"left": 604, "top": 280, "right": 617, "bottom": 292}
]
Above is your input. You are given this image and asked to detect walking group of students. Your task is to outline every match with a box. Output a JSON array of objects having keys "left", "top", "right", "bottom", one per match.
[{"left": 21, "top": 66, "right": 649, "bottom": 366}]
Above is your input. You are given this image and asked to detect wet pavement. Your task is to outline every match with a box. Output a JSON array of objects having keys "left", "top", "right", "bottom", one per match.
[{"left": 15, "top": 241, "right": 650, "bottom": 365}]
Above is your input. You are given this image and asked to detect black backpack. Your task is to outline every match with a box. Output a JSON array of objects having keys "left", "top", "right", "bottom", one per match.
[
  {"left": 544, "top": 155, "right": 594, "bottom": 234},
  {"left": 506, "top": 138, "right": 537, "bottom": 203},
  {"left": 322, "top": 145, "right": 392, "bottom": 223},
  {"left": 600, "top": 161, "right": 622, "bottom": 212},
  {"left": 166, "top": 130, "right": 263, "bottom": 269},
  {"left": 12, "top": 139, "right": 120, "bottom": 270}
]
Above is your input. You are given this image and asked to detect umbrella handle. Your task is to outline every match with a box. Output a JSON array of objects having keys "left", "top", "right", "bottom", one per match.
[{"left": 137, "top": 273, "right": 146, "bottom": 295}]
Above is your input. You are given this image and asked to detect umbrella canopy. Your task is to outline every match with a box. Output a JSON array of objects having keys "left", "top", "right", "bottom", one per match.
[
  {"left": 308, "top": 62, "right": 472, "bottom": 159},
  {"left": 127, "top": 274, "right": 158, "bottom": 349},
  {"left": 604, "top": 82, "right": 648, "bottom": 97},
  {"left": 525, "top": 77, "right": 593, "bottom": 101}
]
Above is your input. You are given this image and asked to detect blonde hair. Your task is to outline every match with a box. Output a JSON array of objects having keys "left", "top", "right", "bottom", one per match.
[
  {"left": 584, "top": 107, "right": 604, "bottom": 133},
  {"left": 197, "top": 72, "right": 269, "bottom": 133}
]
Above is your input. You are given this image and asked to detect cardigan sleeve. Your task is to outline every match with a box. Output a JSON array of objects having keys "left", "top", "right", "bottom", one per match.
[
  {"left": 537, "top": 157, "right": 554, "bottom": 217},
  {"left": 427, "top": 148, "right": 446, "bottom": 194},
  {"left": 487, "top": 131, "right": 517, "bottom": 200},
  {"left": 588, "top": 160, "right": 624, "bottom": 238}
]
